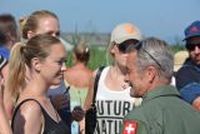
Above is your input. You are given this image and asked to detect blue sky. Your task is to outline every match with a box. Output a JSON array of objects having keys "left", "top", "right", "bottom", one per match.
[{"left": 0, "top": 0, "right": 199, "bottom": 44}]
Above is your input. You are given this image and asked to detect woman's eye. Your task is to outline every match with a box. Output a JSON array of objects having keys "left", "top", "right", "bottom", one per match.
[{"left": 57, "top": 61, "right": 63, "bottom": 65}]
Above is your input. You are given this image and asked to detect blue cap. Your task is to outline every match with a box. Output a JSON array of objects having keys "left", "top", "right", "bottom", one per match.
[
  {"left": 184, "top": 20, "right": 200, "bottom": 40},
  {"left": 0, "top": 47, "right": 10, "bottom": 60},
  {"left": 180, "top": 82, "right": 200, "bottom": 104}
]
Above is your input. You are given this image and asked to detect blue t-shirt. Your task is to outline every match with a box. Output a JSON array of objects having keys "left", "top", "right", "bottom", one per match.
[
  {"left": 175, "top": 58, "right": 200, "bottom": 103},
  {"left": 0, "top": 46, "right": 10, "bottom": 60}
]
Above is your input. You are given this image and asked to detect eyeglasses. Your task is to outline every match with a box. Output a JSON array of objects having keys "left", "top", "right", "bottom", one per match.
[
  {"left": 186, "top": 43, "right": 200, "bottom": 51},
  {"left": 117, "top": 39, "right": 139, "bottom": 53},
  {"left": 135, "top": 42, "right": 165, "bottom": 71}
]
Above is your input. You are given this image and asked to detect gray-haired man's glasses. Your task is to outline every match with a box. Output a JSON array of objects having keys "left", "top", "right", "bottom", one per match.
[{"left": 133, "top": 42, "right": 165, "bottom": 72}]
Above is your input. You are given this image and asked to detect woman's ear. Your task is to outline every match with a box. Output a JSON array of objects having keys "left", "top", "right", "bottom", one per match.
[
  {"left": 31, "top": 57, "right": 41, "bottom": 72},
  {"left": 111, "top": 44, "right": 118, "bottom": 54},
  {"left": 27, "top": 31, "right": 35, "bottom": 39}
]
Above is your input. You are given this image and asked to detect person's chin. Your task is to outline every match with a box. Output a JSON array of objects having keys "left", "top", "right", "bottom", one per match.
[
  {"left": 52, "top": 78, "right": 62, "bottom": 86},
  {"left": 130, "top": 93, "right": 140, "bottom": 98},
  {"left": 130, "top": 89, "right": 141, "bottom": 98},
  {"left": 130, "top": 93, "right": 135, "bottom": 97},
  {"left": 130, "top": 90, "right": 136, "bottom": 97}
]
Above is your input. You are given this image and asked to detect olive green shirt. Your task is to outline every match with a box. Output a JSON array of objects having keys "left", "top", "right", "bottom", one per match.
[{"left": 121, "top": 85, "right": 200, "bottom": 134}]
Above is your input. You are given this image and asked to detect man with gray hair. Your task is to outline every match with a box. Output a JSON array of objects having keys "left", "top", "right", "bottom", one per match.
[{"left": 121, "top": 37, "right": 200, "bottom": 134}]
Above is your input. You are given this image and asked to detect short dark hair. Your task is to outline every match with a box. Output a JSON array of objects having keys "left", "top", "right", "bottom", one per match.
[{"left": 0, "top": 14, "right": 18, "bottom": 44}]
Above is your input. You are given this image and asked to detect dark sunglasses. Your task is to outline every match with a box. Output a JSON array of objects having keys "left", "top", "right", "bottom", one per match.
[
  {"left": 186, "top": 43, "right": 200, "bottom": 51},
  {"left": 117, "top": 39, "right": 139, "bottom": 53}
]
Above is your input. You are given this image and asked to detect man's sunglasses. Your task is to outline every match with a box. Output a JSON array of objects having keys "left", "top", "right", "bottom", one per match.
[
  {"left": 117, "top": 39, "right": 139, "bottom": 53},
  {"left": 186, "top": 43, "right": 200, "bottom": 51}
]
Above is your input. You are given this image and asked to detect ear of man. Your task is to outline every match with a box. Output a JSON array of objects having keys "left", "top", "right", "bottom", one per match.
[{"left": 145, "top": 66, "right": 157, "bottom": 84}]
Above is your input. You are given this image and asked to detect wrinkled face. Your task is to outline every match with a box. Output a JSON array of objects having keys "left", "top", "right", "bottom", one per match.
[
  {"left": 40, "top": 43, "right": 67, "bottom": 86},
  {"left": 186, "top": 36, "right": 200, "bottom": 65},
  {"left": 125, "top": 52, "right": 148, "bottom": 97},
  {"left": 35, "top": 17, "right": 60, "bottom": 37}
]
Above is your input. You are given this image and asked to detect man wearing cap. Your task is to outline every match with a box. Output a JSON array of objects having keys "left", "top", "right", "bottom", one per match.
[
  {"left": 121, "top": 37, "right": 200, "bottom": 134},
  {"left": 84, "top": 22, "right": 142, "bottom": 134},
  {"left": 175, "top": 20, "right": 200, "bottom": 111}
]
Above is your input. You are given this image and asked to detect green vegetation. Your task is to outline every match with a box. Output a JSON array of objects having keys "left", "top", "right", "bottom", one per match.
[
  {"left": 66, "top": 44, "right": 186, "bottom": 71},
  {"left": 66, "top": 45, "right": 108, "bottom": 70},
  {"left": 171, "top": 44, "right": 185, "bottom": 54}
]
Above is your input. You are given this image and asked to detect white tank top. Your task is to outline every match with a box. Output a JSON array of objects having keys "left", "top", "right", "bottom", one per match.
[{"left": 95, "top": 66, "right": 138, "bottom": 134}]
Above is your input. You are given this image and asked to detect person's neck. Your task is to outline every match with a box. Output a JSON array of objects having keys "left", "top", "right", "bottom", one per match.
[
  {"left": 111, "top": 65, "right": 126, "bottom": 76},
  {"left": 24, "top": 79, "right": 49, "bottom": 97},
  {"left": 73, "top": 62, "right": 86, "bottom": 68},
  {"left": 148, "top": 77, "right": 170, "bottom": 92}
]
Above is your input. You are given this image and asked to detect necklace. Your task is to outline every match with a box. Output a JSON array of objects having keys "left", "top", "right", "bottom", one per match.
[
  {"left": 48, "top": 98, "right": 60, "bottom": 123},
  {"left": 54, "top": 110, "right": 60, "bottom": 122}
]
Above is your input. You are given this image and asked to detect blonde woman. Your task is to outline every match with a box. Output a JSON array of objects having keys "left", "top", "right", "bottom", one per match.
[
  {"left": 84, "top": 23, "right": 143, "bottom": 134},
  {"left": 9, "top": 34, "right": 69, "bottom": 133}
]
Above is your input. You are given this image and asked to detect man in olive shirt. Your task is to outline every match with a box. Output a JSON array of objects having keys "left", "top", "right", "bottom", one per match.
[{"left": 121, "top": 37, "right": 200, "bottom": 134}]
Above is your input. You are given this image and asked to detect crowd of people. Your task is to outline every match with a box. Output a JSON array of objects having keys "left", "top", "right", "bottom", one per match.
[{"left": 0, "top": 9, "right": 200, "bottom": 134}]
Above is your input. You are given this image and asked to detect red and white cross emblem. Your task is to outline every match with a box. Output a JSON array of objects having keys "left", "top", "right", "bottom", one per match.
[{"left": 123, "top": 120, "right": 138, "bottom": 134}]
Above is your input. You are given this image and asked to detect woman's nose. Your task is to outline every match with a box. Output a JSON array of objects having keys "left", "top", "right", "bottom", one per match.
[{"left": 61, "top": 63, "right": 67, "bottom": 71}]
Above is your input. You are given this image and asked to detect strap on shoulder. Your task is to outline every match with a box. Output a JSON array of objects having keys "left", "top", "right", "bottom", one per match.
[
  {"left": 11, "top": 98, "right": 43, "bottom": 130},
  {"left": 91, "top": 66, "right": 105, "bottom": 104}
]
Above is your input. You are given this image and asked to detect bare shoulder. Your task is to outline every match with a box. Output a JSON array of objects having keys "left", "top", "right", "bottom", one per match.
[
  {"left": 13, "top": 100, "right": 43, "bottom": 133},
  {"left": 65, "top": 66, "right": 93, "bottom": 87},
  {"left": 15, "top": 100, "right": 43, "bottom": 125},
  {"left": 18, "top": 100, "right": 42, "bottom": 116}
]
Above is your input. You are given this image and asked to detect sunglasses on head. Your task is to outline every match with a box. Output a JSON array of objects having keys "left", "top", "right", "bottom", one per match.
[
  {"left": 186, "top": 43, "right": 200, "bottom": 51},
  {"left": 117, "top": 39, "right": 139, "bottom": 53},
  {"left": 132, "top": 41, "right": 165, "bottom": 72}
]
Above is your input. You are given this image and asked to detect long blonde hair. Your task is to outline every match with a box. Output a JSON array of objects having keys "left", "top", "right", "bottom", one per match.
[{"left": 6, "top": 34, "right": 61, "bottom": 99}]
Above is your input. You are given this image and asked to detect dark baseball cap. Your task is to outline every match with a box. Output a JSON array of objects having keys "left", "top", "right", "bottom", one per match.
[{"left": 184, "top": 20, "right": 200, "bottom": 40}]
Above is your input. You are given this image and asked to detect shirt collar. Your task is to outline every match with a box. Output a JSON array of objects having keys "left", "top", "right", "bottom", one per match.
[
  {"left": 185, "top": 58, "right": 200, "bottom": 68},
  {"left": 142, "top": 85, "right": 180, "bottom": 103}
]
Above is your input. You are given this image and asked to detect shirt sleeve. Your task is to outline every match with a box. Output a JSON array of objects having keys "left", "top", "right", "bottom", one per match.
[
  {"left": 121, "top": 114, "right": 164, "bottom": 134},
  {"left": 121, "top": 119, "right": 148, "bottom": 134}
]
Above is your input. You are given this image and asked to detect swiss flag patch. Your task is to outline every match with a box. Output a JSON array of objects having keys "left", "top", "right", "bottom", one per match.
[{"left": 122, "top": 120, "right": 138, "bottom": 134}]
